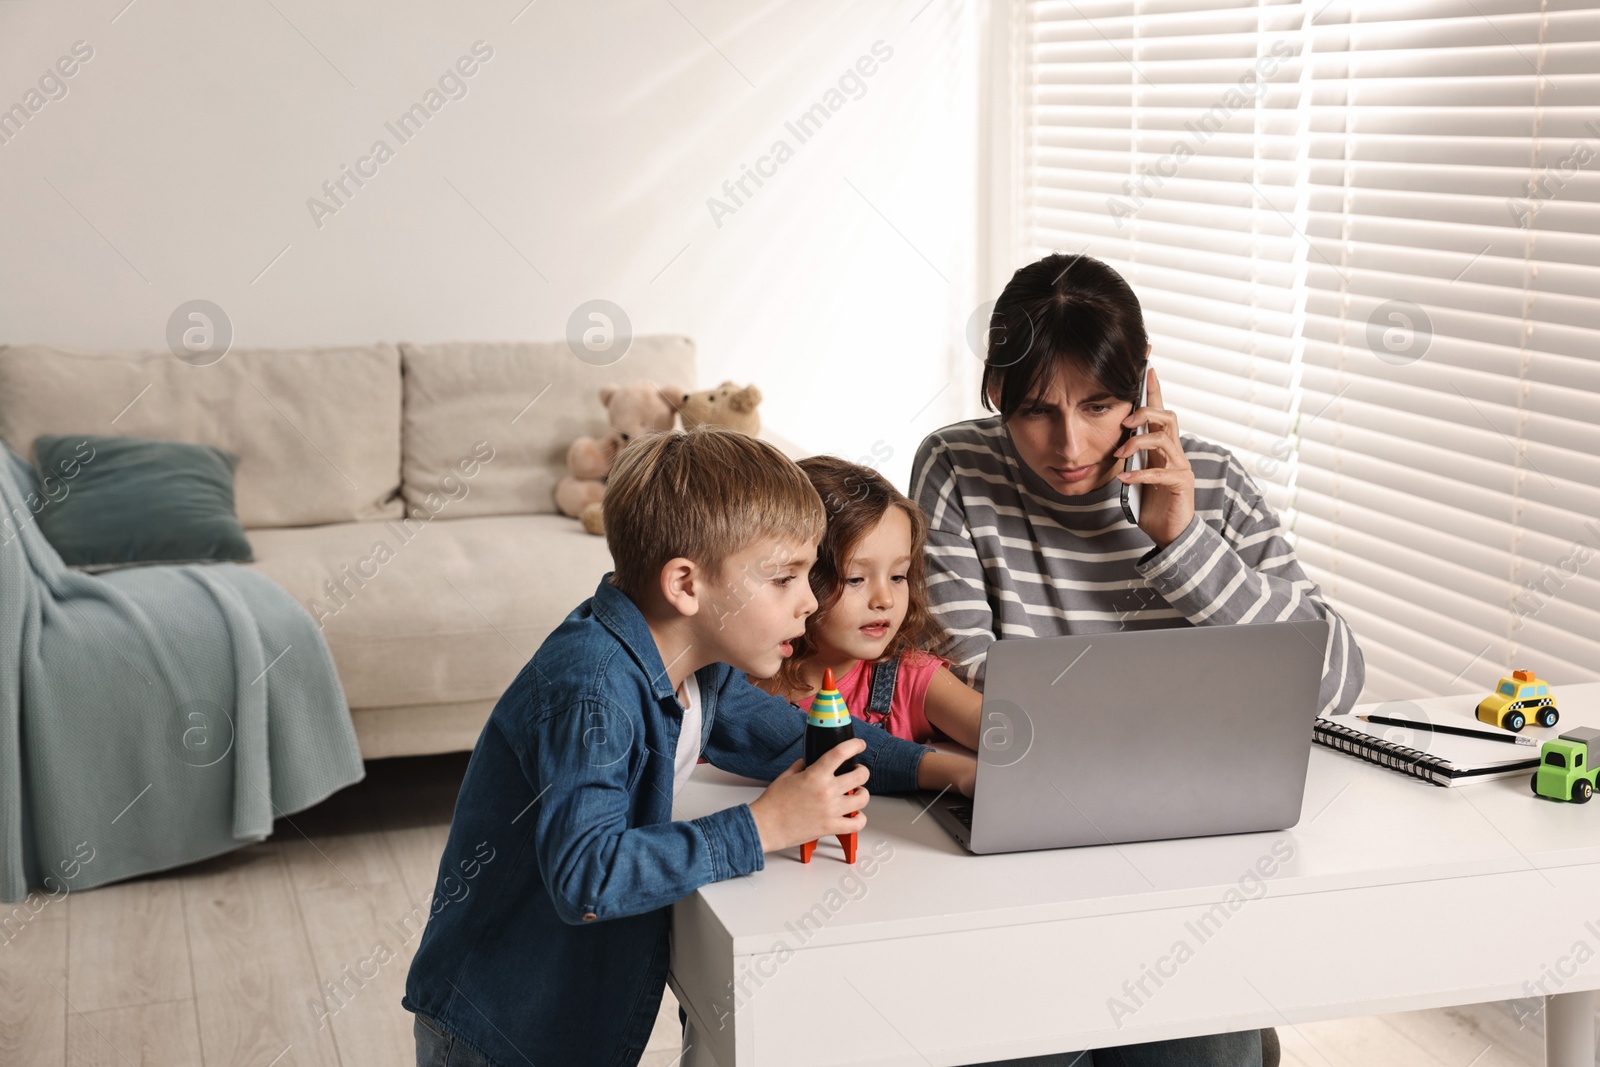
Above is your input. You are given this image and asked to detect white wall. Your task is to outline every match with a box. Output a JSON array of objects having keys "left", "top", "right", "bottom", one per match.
[{"left": 0, "top": 0, "right": 985, "bottom": 490}]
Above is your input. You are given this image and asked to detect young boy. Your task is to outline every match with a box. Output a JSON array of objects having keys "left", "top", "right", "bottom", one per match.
[{"left": 402, "top": 428, "right": 976, "bottom": 1067}]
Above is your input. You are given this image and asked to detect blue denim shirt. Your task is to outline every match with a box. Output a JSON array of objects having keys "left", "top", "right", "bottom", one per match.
[{"left": 402, "top": 576, "right": 931, "bottom": 1067}]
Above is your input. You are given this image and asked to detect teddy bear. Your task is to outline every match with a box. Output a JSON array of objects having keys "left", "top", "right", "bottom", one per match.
[
  {"left": 679, "top": 381, "right": 762, "bottom": 435},
  {"left": 555, "top": 380, "right": 682, "bottom": 535}
]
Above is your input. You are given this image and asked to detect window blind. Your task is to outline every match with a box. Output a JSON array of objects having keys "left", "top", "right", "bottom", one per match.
[
  {"left": 1015, "top": 0, "right": 1600, "bottom": 701},
  {"left": 1023, "top": 0, "right": 1310, "bottom": 516}
]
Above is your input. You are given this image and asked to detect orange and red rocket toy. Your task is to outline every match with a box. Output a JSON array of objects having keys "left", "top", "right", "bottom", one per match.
[{"left": 801, "top": 668, "right": 860, "bottom": 864}]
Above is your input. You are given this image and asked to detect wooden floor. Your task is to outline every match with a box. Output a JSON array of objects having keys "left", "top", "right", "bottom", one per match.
[{"left": 0, "top": 753, "right": 1583, "bottom": 1067}]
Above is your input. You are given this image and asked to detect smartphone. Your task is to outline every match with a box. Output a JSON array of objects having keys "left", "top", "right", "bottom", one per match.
[{"left": 1119, "top": 364, "right": 1149, "bottom": 527}]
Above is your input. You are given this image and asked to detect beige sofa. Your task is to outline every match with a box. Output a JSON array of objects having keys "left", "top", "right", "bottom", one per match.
[{"left": 0, "top": 336, "right": 698, "bottom": 758}]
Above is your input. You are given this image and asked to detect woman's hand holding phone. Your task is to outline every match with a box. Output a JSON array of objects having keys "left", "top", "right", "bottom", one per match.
[{"left": 1115, "top": 365, "right": 1195, "bottom": 551}]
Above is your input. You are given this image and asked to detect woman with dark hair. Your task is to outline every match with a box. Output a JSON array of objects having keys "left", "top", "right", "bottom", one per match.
[
  {"left": 909, "top": 253, "right": 1364, "bottom": 1066},
  {"left": 912, "top": 252, "right": 1361, "bottom": 709}
]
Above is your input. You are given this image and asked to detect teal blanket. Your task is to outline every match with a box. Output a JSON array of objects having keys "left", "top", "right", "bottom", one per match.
[{"left": 0, "top": 444, "right": 364, "bottom": 902}]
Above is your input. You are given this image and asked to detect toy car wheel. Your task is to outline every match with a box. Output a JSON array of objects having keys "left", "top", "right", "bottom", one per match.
[
  {"left": 1574, "top": 780, "right": 1594, "bottom": 804},
  {"left": 1541, "top": 709, "right": 1559, "bottom": 728},
  {"left": 1532, "top": 774, "right": 1543, "bottom": 796},
  {"left": 1505, "top": 711, "right": 1526, "bottom": 732}
]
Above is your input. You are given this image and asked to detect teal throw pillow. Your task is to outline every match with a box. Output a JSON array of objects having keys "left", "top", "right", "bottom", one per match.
[{"left": 32, "top": 434, "right": 254, "bottom": 570}]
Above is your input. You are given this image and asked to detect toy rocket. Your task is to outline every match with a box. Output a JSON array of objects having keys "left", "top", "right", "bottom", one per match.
[{"left": 801, "top": 668, "right": 860, "bottom": 864}]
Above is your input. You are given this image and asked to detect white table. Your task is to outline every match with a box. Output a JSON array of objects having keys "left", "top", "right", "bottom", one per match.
[{"left": 669, "top": 683, "right": 1600, "bottom": 1066}]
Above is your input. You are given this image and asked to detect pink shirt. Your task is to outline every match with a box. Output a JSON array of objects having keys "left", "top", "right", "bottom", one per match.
[{"left": 796, "top": 651, "right": 946, "bottom": 744}]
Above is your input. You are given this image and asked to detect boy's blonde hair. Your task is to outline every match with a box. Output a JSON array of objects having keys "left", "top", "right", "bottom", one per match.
[{"left": 604, "top": 428, "right": 827, "bottom": 601}]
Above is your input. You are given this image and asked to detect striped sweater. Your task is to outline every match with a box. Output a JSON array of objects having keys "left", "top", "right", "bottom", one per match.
[{"left": 909, "top": 416, "right": 1364, "bottom": 717}]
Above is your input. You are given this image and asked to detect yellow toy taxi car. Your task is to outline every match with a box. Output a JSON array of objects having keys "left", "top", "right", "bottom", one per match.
[{"left": 1477, "top": 669, "right": 1558, "bottom": 732}]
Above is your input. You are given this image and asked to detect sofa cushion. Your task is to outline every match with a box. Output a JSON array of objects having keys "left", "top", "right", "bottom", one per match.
[
  {"left": 0, "top": 343, "right": 403, "bottom": 529},
  {"left": 33, "top": 434, "right": 254, "bottom": 570},
  {"left": 399, "top": 336, "right": 697, "bottom": 519},
  {"left": 244, "top": 513, "right": 615, "bottom": 710}
]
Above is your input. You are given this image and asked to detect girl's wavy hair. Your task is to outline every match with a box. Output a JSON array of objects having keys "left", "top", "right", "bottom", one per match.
[{"left": 771, "top": 455, "right": 946, "bottom": 695}]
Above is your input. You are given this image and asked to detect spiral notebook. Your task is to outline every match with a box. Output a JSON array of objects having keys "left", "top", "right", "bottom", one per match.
[{"left": 1313, "top": 713, "right": 1541, "bottom": 788}]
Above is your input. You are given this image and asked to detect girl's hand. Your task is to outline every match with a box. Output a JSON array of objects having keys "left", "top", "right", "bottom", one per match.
[{"left": 1114, "top": 366, "right": 1195, "bottom": 550}]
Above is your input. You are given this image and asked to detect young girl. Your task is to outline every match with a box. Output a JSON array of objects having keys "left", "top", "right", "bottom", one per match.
[{"left": 759, "top": 456, "right": 982, "bottom": 751}]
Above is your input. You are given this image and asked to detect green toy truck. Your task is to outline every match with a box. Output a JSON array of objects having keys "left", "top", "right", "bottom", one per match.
[{"left": 1531, "top": 727, "right": 1600, "bottom": 803}]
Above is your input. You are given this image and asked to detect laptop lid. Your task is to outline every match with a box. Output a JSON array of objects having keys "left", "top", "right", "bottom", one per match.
[{"left": 964, "top": 620, "right": 1330, "bottom": 854}]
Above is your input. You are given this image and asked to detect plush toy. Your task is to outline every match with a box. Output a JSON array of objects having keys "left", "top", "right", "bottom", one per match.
[
  {"left": 555, "top": 381, "right": 682, "bottom": 535},
  {"left": 679, "top": 381, "right": 762, "bottom": 435}
]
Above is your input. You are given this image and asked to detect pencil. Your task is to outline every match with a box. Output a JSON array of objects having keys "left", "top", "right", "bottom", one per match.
[{"left": 1358, "top": 713, "right": 1540, "bottom": 748}]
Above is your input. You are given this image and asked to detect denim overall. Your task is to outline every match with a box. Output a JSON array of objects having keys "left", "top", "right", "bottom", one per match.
[{"left": 860, "top": 655, "right": 901, "bottom": 730}]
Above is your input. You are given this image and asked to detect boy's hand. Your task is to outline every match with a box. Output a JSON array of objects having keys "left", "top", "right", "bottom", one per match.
[
  {"left": 749, "top": 738, "right": 871, "bottom": 853},
  {"left": 954, "top": 757, "right": 976, "bottom": 798},
  {"left": 917, "top": 750, "right": 977, "bottom": 799}
]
